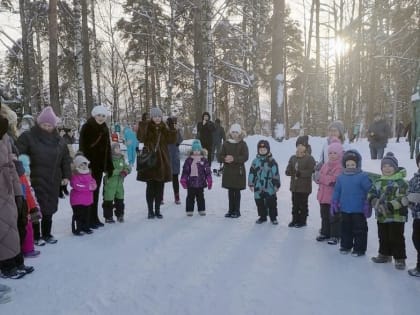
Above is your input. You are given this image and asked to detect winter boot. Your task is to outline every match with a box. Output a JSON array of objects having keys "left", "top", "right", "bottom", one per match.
[
  {"left": 327, "top": 237, "right": 339, "bottom": 245},
  {"left": 394, "top": 259, "right": 406, "bottom": 270},
  {"left": 0, "top": 268, "right": 26, "bottom": 279},
  {"left": 256, "top": 217, "right": 267, "bottom": 224},
  {"left": 288, "top": 213, "right": 298, "bottom": 227},
  {"left": 371, "top": 254, "right": 392, "bottom": 263},
  {"left": 198, "top": 211, "right": 206, "bottom": 216},
  {"left": 103, "top": 200, "right": 114, "bottom": 223},
  {"left": 17, "top": 264, "right": 34, "bottom": 274},
  {"left": 24, "top": 250, "right": 41, "bottom": 258},
  {"left": 155, "top": 209, "right": 163, "bottom": 219},
  {"left": 148, "top": 210, "right": 155, "bottom": 219},
  {"left": 175, "top": 193, "right": 181, "bottom": 205},
  {"left": 408, "top": 267, "right": 420, "bottom": 277},
  {"left": 114, "top": 199, "right": 125, "bottom": 219},
  {"left": 316, "top": 234, "right": 329, "bottom": 242}
]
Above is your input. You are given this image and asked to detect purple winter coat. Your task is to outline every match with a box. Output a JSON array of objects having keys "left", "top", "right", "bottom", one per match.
[
  {"left": 180, "top": 155, "right": 212, "bottom": 189},
  {"left": 70, "top": 173, "right": 97, "bottom": 206}
]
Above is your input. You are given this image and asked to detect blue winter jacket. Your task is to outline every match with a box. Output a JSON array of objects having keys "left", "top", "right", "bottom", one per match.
[
  {"left": 123, "top": 127, "right": 139, "bottom": 148},
  {"left": 248, "top": 153, "right": 281, "bottom": 199},
  {"left": 332, "top": 170, "right": 372, "bottom": 213}
]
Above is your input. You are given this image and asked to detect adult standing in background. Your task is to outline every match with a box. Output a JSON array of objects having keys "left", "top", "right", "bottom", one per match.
[
  {"left": 166, "top": 116, "right": 183, "bottom": 204},
  {"left": 123, "top": 123, "right": 139, "bottom": 167},
  {"left": 367, "top": 113, "right": 391, "bottom": 160},
  {"left": 197, "top": 112, "right": 215, "bottom": 166},
  {"left": 137, "top": 107, "right": 177, "bottom": 219},
  {"left": 213, "top": 118, "right": 226, "bottom": 162},
  {"left": 78, "top": 105, "right": 114, "bottom": 228},
  {"left": 17, "top": 106, "right": 72, "bottom": 244}
]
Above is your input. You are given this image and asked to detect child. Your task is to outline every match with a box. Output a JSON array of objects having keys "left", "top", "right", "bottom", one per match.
[
  {"left": 285, "top": 136, "right": 316, "bottom": 227},
  {"left": 218, "top": 123, "right": 249, "bottom": 218},
  {"left": 180, "top": 139, "right": 212, "bottom": 216},
  {"left": 103, "top": 143, "right": 131, "bottom": 223},
  {"left": 316, "top": 139, "right": 343, "bottom": 244},
  {"left": 70, "top": 155, "right": 97, "bottom": 235},
  {"left": 407, "top": 153, "right": 420, "bottom": 277},
  {"left": 248, "top": 140, "right": 280, "bottom": 225},
  {"left": 18, "top": 154, "right": 41, "bottom": 258},
  {"left": 331, "top": 150, "right": 372, "bottom": 256},
  {"left": 368, "top": 152, "right": 408, "bottom": 269}
]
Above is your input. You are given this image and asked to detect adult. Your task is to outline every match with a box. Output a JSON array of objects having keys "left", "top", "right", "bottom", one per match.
[
  {"left": 166, "top": 116, "right": 183, "bottom": 204},
  {"left": 123, "top": 124, "right": 139, "bottom": 167},
  {"left": 212, "top": 118, "right": 226, "bottom": 162},
  {"left": 367, "top": 113, "right": 391, "bottom": 159},
  {"left": 78, "top": 105, "right": 114, "bottom": 228},
  {"left": 396, "top": 120, "right": 406, "bottom": 143},
  {"left": 17, "top": 106, "right": 72, "bottom": 244},
  {"left": 0, "top": 114, "right": 26, "bottom": 279},
  {"left": 197, "top": 112, "right": 215, "bottom": 165},
  {"left": 136, "top": 107, "right": 177, "bottom": 219}
]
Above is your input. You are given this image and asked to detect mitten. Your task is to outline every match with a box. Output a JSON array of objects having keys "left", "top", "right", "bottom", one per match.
[
  {"left": 363, "top": 201, "right": 372, "bottom": 218},
  {"left": 330, "top": 200, "right": 340, "bottom": 216},
  {"left": 89, "top": 182, "right": 97, "bottom": 191},
  {"left": 207, "top": 178, "right": 212, "bottom": 190},
  {"left": 120, "top": 170, "right": 128, "bottom": 178},
  {"left": 180, "top": 178, "right": 188, "bottom": 189},
  {"left": 295, "top": 170, "right": 301, "bottom": 177}
]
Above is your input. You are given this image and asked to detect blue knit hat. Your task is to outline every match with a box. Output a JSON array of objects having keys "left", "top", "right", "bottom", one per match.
[{"left": 191, "top": 139, "right": 202, "bottom": 152}]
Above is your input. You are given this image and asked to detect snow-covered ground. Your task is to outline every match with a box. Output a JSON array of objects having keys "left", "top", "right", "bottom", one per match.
[{"left": 2, "top": 136, "right": 420, "bottom": 315}]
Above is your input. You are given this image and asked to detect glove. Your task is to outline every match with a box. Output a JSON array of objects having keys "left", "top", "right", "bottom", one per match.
[
  {"left": 89, "top": 182, "right": 97, "bottom": 190},
  {"left": 207, "top": 178, "right": 212, "bottom": 190},
  {"left": 295, "top": 170, "right": 301, "bottom": 177},
  {"left": 29, "top": 207, "right": 42, "bottom": 222},
  {"left": 180, "top": 178, "right": 187, "bottom": 189},
  {"left": 363, "top": 201, "right": 372, "bottom": 218},
  {"left": 330, "top": 200, "right": 340, "bottom": 216},
  {"left": 120, "top": 170, "right": 128, "bottom": 178}
]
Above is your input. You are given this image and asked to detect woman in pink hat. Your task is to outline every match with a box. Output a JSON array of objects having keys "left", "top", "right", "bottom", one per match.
[{"left": 16, "top": 106, "right": 72, "bottom": 245}]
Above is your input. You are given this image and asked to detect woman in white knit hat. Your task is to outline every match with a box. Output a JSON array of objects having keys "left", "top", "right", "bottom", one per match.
[{"left": 78, "top": 105, "right": 114, "bottom": 228}]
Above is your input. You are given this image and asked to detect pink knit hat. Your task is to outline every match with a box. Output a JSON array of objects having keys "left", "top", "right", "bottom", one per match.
[
  {"left": 37, "top": 106, "right": 58, "bottom": 127},
  {"left": 328, "top": 141, "right": 344, "bottom": 160}
]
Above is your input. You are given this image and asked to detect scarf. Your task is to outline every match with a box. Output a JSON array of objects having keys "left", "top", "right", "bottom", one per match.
[{"left": 190, "top": 155, "right": 202, "bottom": 177}]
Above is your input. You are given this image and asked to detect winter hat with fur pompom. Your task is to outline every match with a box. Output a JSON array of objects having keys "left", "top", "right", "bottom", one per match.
[
  {"left": 381, "top": 152, "right": 398, "bottom": 170},
  {"left": 74, "top": 155, "right": 90, "bottom": 174}
]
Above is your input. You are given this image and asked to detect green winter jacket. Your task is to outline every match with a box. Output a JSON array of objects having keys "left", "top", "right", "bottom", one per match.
[
  {"left": 103, "top": 154, "right": 131, "bottom": 201},
  {"left": 368, "top": 167, "right": 409, "bottom": 223}
]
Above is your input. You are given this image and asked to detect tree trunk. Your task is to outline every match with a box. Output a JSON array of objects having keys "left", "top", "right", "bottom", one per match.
[
  {"left": 35, "top": 22, "right": 44, "bottom": 112},
  {"left": 81, "top": 0, "right": 93, "bottom": 116},
  {"left": 91, "top": 0, "right": 102, "bottom": 104},
  {"left": 74, "top": 0, "right": 84, "bottom": 118},
  {"left": 271, "top": 0, "right": 285, "bottom": 139},
  {"left": 49, "top": 0, "right": 60, "bottom": 115},
  {"left": 19, "top": 0, "right": 32, "bottom": 114}
]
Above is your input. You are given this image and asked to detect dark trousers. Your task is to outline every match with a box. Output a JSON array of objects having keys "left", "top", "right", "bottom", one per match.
[
  {"left": 103, "top": 199, "right": 125, "bottom": 218},
  {"left": 172, "top": 174, "right": 179, "bottom": 196},
  {"left": 72, "top": 205, "right": 90, "bottom": 233},
  {"left": 320, "top": 203, "right": 341, "bottom": 238},
  {"left": 0, "top": 253, "right": 24, "bottom": 273},
  {"left": 91, "top": 169, "right": 104, "bottom": 225},
  {"left": 369, "top": 144, "right": 385, "bottom": 160},
  {"left": 255, "top": 195, "right": 277, "bottom": 221},
  {"left": 33, "top": 214, "right": 53, "bottom": 240},
  {"left": 377, "top": 222, "right": 406, "bottom": 259},
  {"left": 291, "top": 192, "right": 309, "bottom": 224},
  {"left": 413, "top": 219, "right": 420, "bottom": 269},
  {"left": 146, "top": 180, "right": 164, "bottom": 214},
  {"left": 341, "top": 213, "right": 368, "bottom": 253},
  {"left": 203, "top": 144, "right": 212, "bottom": 167},
  {"left": 186, "top": 187, "right": 205, "bottom": 212},
  {"left": 228, "top": 189, "right": 241, "bottom": 215}
]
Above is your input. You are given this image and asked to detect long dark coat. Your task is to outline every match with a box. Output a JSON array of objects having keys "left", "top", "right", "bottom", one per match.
[
  {"left": 136, "top": 121, "right": 177, "bottom": 182},
  {"left": 79, "top": 117, "right": 114, "bottom": 175},
  {"left": 0, "top": 134, "right": 21, "bottom": 260},
  {"left": 218, "top": 139, "right": 249, "bottom": 190},
  {"left": 17, "top": 125, "right": 72, "bottom": 215}
]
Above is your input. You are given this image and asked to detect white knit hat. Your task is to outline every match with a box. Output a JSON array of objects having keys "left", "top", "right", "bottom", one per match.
[
  {"left": 229, "top": 123, "right": 242, "bottom": 134},
  {"left": 73, "top": 155, "right": 90, "bottom": 168},
  {"left": 91, "top": 105, "right": 109, "bottom": 117}
]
